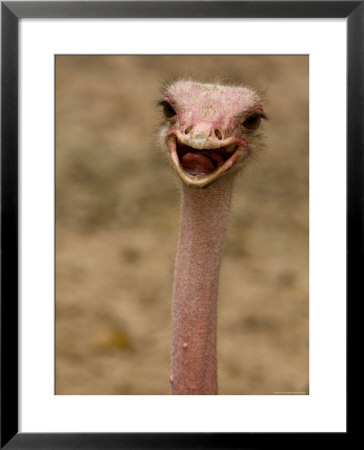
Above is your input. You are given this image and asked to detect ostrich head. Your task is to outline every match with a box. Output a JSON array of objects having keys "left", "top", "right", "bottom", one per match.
[{"left": 159, "top": 80, "right": 265, "bottom": 188}]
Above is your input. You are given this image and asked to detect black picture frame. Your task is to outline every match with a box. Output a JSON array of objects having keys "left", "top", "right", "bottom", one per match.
[{"left": 1, "top": 1, "right": 358, "bottom": 448}]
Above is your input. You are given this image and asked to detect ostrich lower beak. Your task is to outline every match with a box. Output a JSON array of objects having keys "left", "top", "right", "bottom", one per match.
[{"left": 167, "top": 135, "right": 249, "bottom": 188}]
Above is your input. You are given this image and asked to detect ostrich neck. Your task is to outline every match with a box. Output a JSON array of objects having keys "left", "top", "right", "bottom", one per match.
[{"left": 171, "top": 176, "right": 234, "bottom": 395}]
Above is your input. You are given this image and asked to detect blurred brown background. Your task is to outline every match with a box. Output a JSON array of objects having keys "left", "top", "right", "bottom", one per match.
[{"left": 56, "top": 55, "right": 309, "bottom": 395}]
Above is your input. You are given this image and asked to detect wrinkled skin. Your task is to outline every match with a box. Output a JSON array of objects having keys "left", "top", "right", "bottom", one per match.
[{"left": 159, "top": 81, "right": 265, "bottom": 188}]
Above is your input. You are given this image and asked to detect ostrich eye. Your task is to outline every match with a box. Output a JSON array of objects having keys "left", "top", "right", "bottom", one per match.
[
  {"left": 242, "top": 113, "right": 261, "bottom": 131},
  {"left": 162, "top": 101, "right": 177, "bottom": 119}
]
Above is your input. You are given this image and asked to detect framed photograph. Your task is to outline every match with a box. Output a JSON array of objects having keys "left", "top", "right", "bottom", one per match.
[{"left": 1, "top": 1, "right": 358, "bottom": 448}]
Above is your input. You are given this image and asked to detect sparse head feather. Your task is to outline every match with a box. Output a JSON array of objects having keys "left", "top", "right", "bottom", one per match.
[{"left": 165, "top": 79, "right": 262, "bottom": 119}]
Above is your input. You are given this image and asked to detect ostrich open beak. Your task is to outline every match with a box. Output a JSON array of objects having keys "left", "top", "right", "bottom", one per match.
[{"left": 167, "top": 130, "right": 250, "bottom": 188}]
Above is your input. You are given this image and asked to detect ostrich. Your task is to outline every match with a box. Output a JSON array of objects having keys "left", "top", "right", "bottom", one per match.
[{"left": 159, "top": 80, "right": 265, "bottom": 395}]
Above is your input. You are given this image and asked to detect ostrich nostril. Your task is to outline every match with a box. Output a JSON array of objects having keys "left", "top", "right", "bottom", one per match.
[
  {"left": 214, "top": 129, "right": 223, "bottom": 140},
  {"left": 185, "top": 126, "right": 193, "bottom": 135}
]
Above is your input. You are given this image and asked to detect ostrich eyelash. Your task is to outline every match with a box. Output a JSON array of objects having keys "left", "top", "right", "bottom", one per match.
[
  {"left": 156, "top": 99, "right": 175, "bottom": 108},
  {"left": 235, "top": 111, "right": 268, "bottom": 121}
]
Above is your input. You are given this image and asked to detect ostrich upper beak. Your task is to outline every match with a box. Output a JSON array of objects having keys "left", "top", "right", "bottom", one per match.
[{"left": 167, "top": 126, "right": 249, "bottom": 188}]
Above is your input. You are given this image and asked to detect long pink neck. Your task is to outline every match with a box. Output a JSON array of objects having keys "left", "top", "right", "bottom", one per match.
[{"left": 170, "top": 176, "right": 234, "bottom": 394}]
